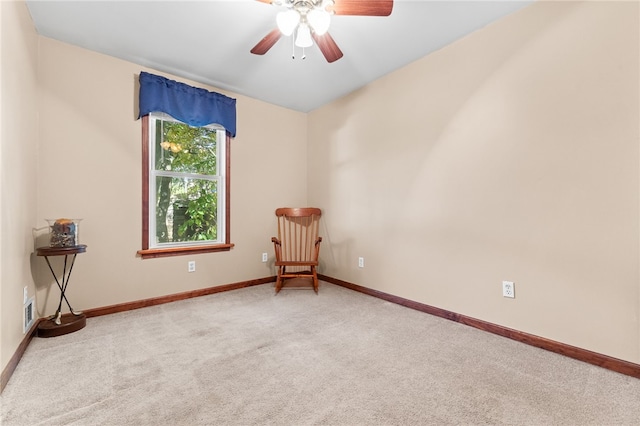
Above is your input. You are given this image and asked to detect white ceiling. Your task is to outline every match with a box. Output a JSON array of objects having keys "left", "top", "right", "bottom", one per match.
[{"left": 26, "top": 0, "right": 532, "bottom": 112}]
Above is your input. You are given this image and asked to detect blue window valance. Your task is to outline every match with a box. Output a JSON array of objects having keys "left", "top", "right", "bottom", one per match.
[{"left": 138, "top": 71, "right": 236, "bottom": 137}]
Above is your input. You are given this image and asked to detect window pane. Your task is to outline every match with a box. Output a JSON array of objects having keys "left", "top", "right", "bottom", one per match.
[
  {"left": 155, "top": 176, "right": 218, "bottom": 244},
  {"left": 155, "top": 119, "right": 217, "bottom": 175}
]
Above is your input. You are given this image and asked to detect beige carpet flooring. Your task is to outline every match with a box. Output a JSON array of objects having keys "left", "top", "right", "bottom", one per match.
[{"left": 1, "top": 282, "right": 639, "bottom": 425}]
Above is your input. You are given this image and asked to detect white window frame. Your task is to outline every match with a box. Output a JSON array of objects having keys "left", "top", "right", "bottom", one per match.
[{"left": 147, "top": 112, "right": 226, "bottom": 249}]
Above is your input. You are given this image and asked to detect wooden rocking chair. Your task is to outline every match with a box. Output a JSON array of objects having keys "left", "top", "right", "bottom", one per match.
[{"left": 271, "top": 208, "right": 322, "bottom": 293}]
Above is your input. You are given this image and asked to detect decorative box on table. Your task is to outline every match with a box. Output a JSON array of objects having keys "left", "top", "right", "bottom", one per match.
[{"left": 46, "top": 218, "right": 82, "bottom": 247}]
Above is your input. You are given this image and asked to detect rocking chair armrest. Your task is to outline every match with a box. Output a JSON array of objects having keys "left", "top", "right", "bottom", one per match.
[
  {"left": 315, "top": 237, "right": 322, "bottom": 245},
  {"left": 271, "top": 237, "right": 281, "bottom": 245}
]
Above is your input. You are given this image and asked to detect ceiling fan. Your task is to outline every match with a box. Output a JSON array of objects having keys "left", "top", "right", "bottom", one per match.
[{"left": 251, "top": 0, "right": 394, "bottom": 63}]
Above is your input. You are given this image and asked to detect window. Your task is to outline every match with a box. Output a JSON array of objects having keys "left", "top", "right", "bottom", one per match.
[
  {"left": 138, "top": 113, "right": 233, "bottom": 259},
  {"left": 136, "top": 71, "right": 236, "bottom": 259}
]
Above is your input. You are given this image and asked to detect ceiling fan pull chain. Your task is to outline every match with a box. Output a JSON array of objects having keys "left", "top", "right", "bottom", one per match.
[{"left": 291, "top": 33, "right": 295, "bottom": 59}]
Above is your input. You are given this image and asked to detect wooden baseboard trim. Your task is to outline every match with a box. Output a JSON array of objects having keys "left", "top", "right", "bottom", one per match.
[
  {"left": 319, "top": 274, "right": 640, "bottom": 379},
  {"left": 84, "top": 276, "right": 276, "bottom": 318},
  {"left": 1, "top": 319, "right": 43, "bottom": 393}
]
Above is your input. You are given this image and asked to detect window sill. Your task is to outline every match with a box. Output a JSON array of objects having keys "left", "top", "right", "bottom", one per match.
[{"left": 137, "top": 243, "right": 234, "bottom": 259}]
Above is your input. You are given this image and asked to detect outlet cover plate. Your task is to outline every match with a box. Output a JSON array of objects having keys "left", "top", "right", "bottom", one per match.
[
  {"left": 502, "top": 281, "right": 515, "bottom": 298},
  {"left": 188, "top": 261, "right": 196, "bottom": 273},
  {"left": 262, "top": 252, "right": 268, "bottom": 262},
  {"left": 358, "top": 257, "right": 364, "bottom": 268}
]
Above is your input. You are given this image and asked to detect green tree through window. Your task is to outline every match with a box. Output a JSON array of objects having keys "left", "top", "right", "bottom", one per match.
[{"left": 154, "top": 118, "right": 219, "bottom": 243}]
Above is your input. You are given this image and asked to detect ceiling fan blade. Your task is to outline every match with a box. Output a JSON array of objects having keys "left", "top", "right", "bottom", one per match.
[
  {"left": 329, "top": 0, "right": 393, "bottom": 16},
  {"left": 312, "top": 32, "right": 343, "bottom": 63},
  {"left": 251, "top": 29, "right": 282, "bottom": 55}
]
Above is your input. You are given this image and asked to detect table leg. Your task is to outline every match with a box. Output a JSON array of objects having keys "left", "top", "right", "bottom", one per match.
[{"left": 43, "top": 254, "right": 83, "bottom": 325}]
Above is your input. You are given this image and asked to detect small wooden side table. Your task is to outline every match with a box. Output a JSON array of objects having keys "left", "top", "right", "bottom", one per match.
[{"left": 36, "top": 245, "right": 87, "bottom": 338}]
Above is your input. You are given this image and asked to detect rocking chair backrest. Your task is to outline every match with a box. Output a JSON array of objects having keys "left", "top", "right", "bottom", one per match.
[{"left": 275, "top": 208, "right": 322, "bottom": 263}]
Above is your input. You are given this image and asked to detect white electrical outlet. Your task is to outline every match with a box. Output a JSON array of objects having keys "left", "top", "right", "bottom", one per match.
[
  {"left": 262, "top": 252, "right": 268, "bottom": 263},
  {"left": 358, "top": 257, "right": 364, "bottom": 268},
  {"left": 23, "top": 286, "right": 28, "bottom": 304},
  {"left": 188, "top": 261, "right": 196, "bottom": 273},
  {"left": 502, "top": 281, "right": 515, "bottom": 298}
]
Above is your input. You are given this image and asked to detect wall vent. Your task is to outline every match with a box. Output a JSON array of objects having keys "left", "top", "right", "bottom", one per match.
[{"left": 24, "top": 297, "right": 35, "bottom": 334}]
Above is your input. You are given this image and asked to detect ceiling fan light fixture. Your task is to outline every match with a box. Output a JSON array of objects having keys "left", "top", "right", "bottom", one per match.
[
  {"left": 295, "top": 23, "right": 313, "bottom": 48},
  {"left": 307, "top": 9, "right": 331, "bottom": 35},
  {"left": 276, "top": 9, "right": 300, "bottom": 36}
]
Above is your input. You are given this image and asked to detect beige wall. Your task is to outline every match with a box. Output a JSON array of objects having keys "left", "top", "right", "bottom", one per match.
[
  {"left": 34, "top": 37, "right": 308, "bottom": 315},
  {"left": 308, "top": 1, "right": 640, "bottom": 363},
  {"left": 0, "top": 1, "right": 40, "bottom": 369}
]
